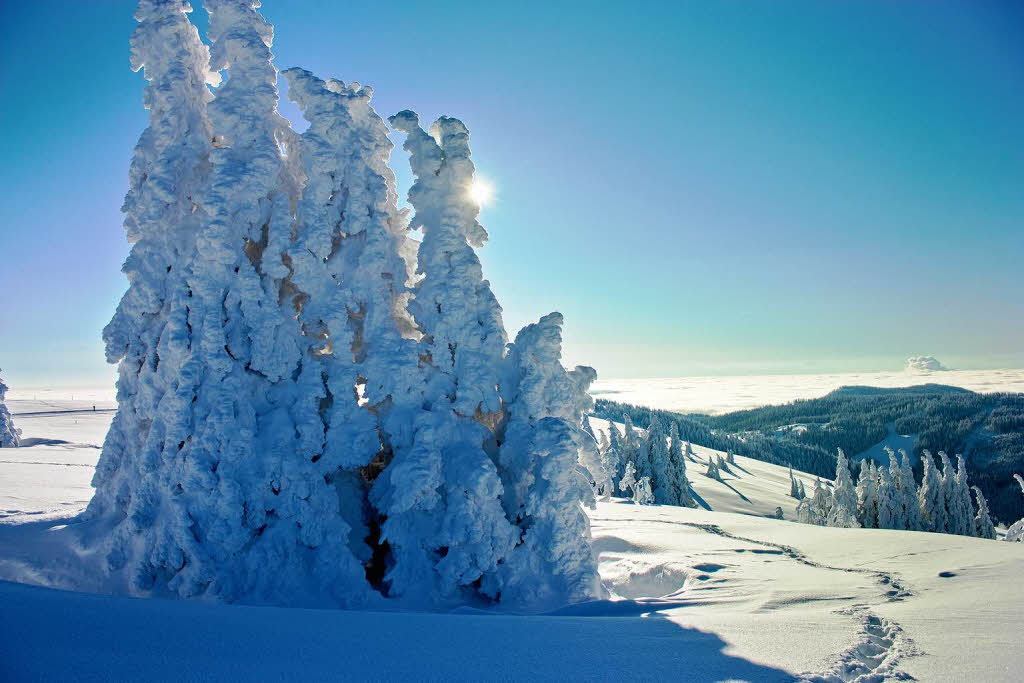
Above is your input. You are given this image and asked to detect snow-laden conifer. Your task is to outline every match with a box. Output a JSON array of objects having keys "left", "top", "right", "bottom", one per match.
[
  {"left": 897, "top": 451, "right": 923, "bottom": 531},
  {"left": 950, "top": 455, "right": 975, "bottom": 536},
  {"left": 919, "top": 451, "right": 945, "bottom": 533},
  {"left": 789, "top": 466, "right": 801, "bottom": 499},
  {"left": 495, "top": 312, "right": 601, "bottom": 606},
  {"left": 620, "top": 460, "right": 638, "bottom": 498},
  {"left": 605, "top": 420, "right": 624, "bottom": 484},
  {"left": 705, "top": 455, "right": 721, "bottom": 482},
  {"left": 856, "top": 461, "right": 879, "bottom": 528},
  {"left": 884, "top": 449, "right": 907, "bottom": 530},
  {"left": 971, "top": 486, "right": 996, "bottom": 540},
  {"left": 828, "top": 449, "right": 860, "bottom": 528},
  {"left": 645, "top": 415, "right": 674, "bottom": 504},
  {"left": 667, "top": 422, "right": 695, "bottom": 507},
  {"left": 597, "top": 430, "right": 614, "bottom": 500},
  {"left": 634, "top": 477, "right": 654, "bottom": 505},
  {"left": 797, "top": 478, "right": 806, "bottom": 499},
  {"left": 1005, "top": 475, "right": 1024, "bottom": 543},
  {"left": 0, "top": 372, "right": 20, "bottom": 448},
  {"left": 876, "top": 463, "right": 899, "bottom": 529},
  {"left": 633, "top": 415, "right": 655, "bottom": 485},
  {"left": 796, "top": 478, "right": 831, "bottom": 526},
  {"left": 372, "top": 111, "right": 516, "bottom": 604}
]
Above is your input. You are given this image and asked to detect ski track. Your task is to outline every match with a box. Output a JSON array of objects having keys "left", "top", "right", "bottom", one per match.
[
  {"left": 601, "top": 516, "right": 920, "bottom": 682},
  {"left": 679, "top": 522, "right": 918, "bottom": 682}
]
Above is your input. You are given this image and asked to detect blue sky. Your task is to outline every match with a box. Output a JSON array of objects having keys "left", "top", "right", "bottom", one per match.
[{"left": 1, "top": 1, "right": 1022, "bottom": 388}]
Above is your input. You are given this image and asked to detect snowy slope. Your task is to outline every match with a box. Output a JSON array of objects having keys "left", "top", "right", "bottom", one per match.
[
  {"left": 590, "top": 418, "right": 822, "bottom": 519},
  {"left": 2, "top": 408, "right": 1024, "bottom": 681}
]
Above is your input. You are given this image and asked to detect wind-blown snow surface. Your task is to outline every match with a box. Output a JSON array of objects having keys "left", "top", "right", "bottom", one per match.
[
  {"left": 591, "top": 368, "right": 1024, "bottom": 414},
  {"left": 3, "top": 409, "right": 1023, "bottom": 680}
]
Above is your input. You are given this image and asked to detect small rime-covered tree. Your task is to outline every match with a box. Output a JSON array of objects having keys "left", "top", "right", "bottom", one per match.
[
  {"left": 605, "top": 420, "right": 625, "bottom": 484},
  {"left": 578, "top": 415, "right": 605, "bottom": 495},
  {"left": 716, "top": 453, "right": 731, "bottom": 475},
  {"left": 856, "top": 461, "right": 879, "bottom": 528},
  {"left": 937, "top": 452, "right": 957, "bottom": 535},
  {"left": 789, "top": 466, "right": 801, "bottom": 499},
  {"left": 796, "top": 478, "right": 831, "bottom": 526},
  {"left": 704, "top": 455, "right": 721, "bottom": 482},
  {"left": 919, "top": 450, "right": 945, "bottom": 533},
  {"left": 620, "top": 460, "right": 638, "bottom": 498},
  {"left": 950, "top": 454, "right": 975, "bottom": 537},
  {"left": 1007, "top": 475, "right": 1024, "bottom": 543},
  {"left": 0, "top": 372, "right": 20, "bottom": 448},
  {"left": 645, "top": 414, "right": 674, "bottom": 504},
  {"left": 634, "top": 414, "right": 656, "bottom": 486},
  {"left": 876, "top": 463, "right": 899, "bottom": 530},
  {"left": 495, "top": 312, "right": 602, "bottom": 606},
  {"left": 597, "top": 430, "right": 614, "bottom": 500},
  {"left": 726, "top": 450, "right": 736, "bottom": 467},
  {"left": 634, "top": 477, "right": 655, "bottom": 505},
  {"left": 971, "top": 486, "right": 996, "bottom": 540},
  {"left": 667, "top": 422, "right": 695, "bottom": 507},
  {"left": 685, "top": 441, "right": 696, "bottom": 462},
  {"left": 897, "top": 450, "right": 923, "bottom": 531},
  {"left": 828, "top": 449, "right": 860, "bottom": 528},
  {"left": 797, "top": 478, "right": 806, "bottom": 500}
]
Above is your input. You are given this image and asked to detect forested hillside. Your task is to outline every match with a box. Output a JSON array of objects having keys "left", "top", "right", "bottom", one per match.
[{"left": 594, "top": 385, "right": 1024, "bottom": 523}]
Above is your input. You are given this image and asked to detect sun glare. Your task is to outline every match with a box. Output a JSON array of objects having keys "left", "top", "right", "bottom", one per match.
[{"left": 469, "top": 178, "right": 494, "bottom": 206}]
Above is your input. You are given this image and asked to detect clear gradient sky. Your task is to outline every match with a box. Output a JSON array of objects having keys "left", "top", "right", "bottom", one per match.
[{"left": 1, "top": 0, "right": 1022, "bottom": 388}]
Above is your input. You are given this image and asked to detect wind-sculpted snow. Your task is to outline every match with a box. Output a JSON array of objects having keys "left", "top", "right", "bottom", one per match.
[{"left": 84, "top": 0, "right": 599, "bottom": 610}]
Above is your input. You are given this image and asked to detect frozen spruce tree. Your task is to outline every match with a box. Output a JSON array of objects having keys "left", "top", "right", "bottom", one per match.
[
  {"left": 856, "top": 461, "right": 879, "bottom": 528},
  {"left": 919, "top": 451, "right": 945, "bottom": 533},
  {"left": 896, "top": 450, "right": 923, "bottom": 531},
  {"left": 971, "top": 487, "right": 996, "bottom": 540},
  {"left": 950, "top": 455, "right": 975, "bottom": 536},
  {"left": 646, "top": 415, "right": 674, "bottom": 504},
  {"left": 875, "top": 464, "right": 899, "bottom": 529},
  {"left": 634, "top": 477, "right": 655, "bottom": 505},
  {"left": 371, "top": 111, "right": 517, "bottom": 604},
  {"left": 789, "top": 466, "right": 801, "bottom": 499},
  {"left": 605, "top": 419, "right": 625, "bottom": 484},
  {"left": 620, "top": 460, "right": 638, "bottom": 498},
  {"left": 0, "top": 372, "right": 20, "bottom": 448},
  {"left": 495, "top": 312, "right": 602, "bottom": 606},
  {"left": 667, "top": 422, "right": 695, "bottom": 507},
  {"left": 828, "top": 449, "right": 860, "bottom": 528},
  {"left": 597, "top": 430, "right": 614, "bottom": 500},
  {"left": 704, "top": 455, "right": 721, "bottom": 482},
  {"left": 937, "top": 452, "right": 958, "bottom": 534}
]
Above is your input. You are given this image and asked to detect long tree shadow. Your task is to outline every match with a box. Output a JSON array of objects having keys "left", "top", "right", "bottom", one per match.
[{"left": 1, "top": 579, "right": 798, "bottom": 682}]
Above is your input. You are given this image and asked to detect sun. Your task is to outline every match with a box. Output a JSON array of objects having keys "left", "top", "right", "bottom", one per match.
[{"left": 469, "top": 177, "right": 494, "bottom": 206}]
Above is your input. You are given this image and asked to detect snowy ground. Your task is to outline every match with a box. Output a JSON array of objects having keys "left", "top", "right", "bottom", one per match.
[
  {"left": 591, "top": 368, "right": 1024, "bottom": 414},
  {"left": 1, "top": 407, "right": 1022, "bottom": 681}
]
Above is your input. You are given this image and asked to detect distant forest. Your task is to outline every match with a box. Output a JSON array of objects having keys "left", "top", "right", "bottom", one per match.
[{"left": 594, "top": 385, "right": 1024, "bottom": 524}]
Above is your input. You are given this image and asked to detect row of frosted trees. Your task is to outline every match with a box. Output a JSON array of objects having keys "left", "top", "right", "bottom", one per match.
[
  {"left": 86, "top": 0, "right": 600, "bottom": 610},
  {"left": 797, "top": 448, "right": 997, "bottom": 539},
  {"left": 598, "top": 416, "right": 697, "bottom": 507}
]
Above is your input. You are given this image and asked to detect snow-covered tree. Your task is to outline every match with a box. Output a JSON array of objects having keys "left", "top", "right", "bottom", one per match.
[
  {"left": 828, "top": 449, "right": 860, "bottom": 528},
  {"left": 86, "top": 0, "right": 371, "bottom": 606},
  {"left": 896, "top": 450, "right": 923, "bottom": 531},
  {"left": 797, "top": 478, "right": 806, "bottom": 500},
  {"left": 1005, "top": 474, "right": 1024, "bottom": 543},
  {"left": 494, "top": 313, "right": 602, "bottom": 606},
  {"left": 726, "top": 450, "right": 736, "bottom": 467},
  {"left": 667, "top": 422, "right": 695, "bottom": 507},
  {"left": 949, "top": 454, "right": 975, "bottom": 537},
  {"left": 856, "top": 461, "right": 879, "bottom": 528},
  {"left": 876, "top": 463, "right": 899, "bottom": 530},
  {"left": 87, "top": 0, "right": 602, "bottom": 612},
  {"left": 372, "top": 111, "right": 517, "bottom": 604},
  {"left": 645, "top": 414, "right": 674, "bottom": 504},
  {"left": 937, "top": 452, "right": 957, "bottom": 535},
  {"left": 789, "top": 466, "right": 801, "bottom": 499},
  {"left": 685, "top": 441, "right": 696, "bottom": 462},
  {"left": 0, "top": 372, "right": 19, "bottom": 448},
  {"left": 716, "top": 453, "right": 732, "bottom": 476},
  {"left": 634, "top": 477, "right": 654, "bottom": 505},
  {"left": 621, "top": 415, "right": 639, "bottom": 473},
  {"left": 796, "top": 478, "right": 831, "bottom": 526},
  {"left": 971, "top": 486, "right": 996, "bottom": 540},
  {"left": 597, "top": 430, "right": 614, "bottom": 500},
  {"left": 620, "top": 460, "right": 638, "bottom": 498},
  {"left": 919, "top": 450, "right": 946, "bottom": 533},
  {"left": 605, "top": 420, "right": 625, "bottom": 484},
  {"left": 705, "top": 455, "right": 721, "bottom": 482},
  {"left": 633, "top": 414, "right": 655, "bottom": 485}
]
